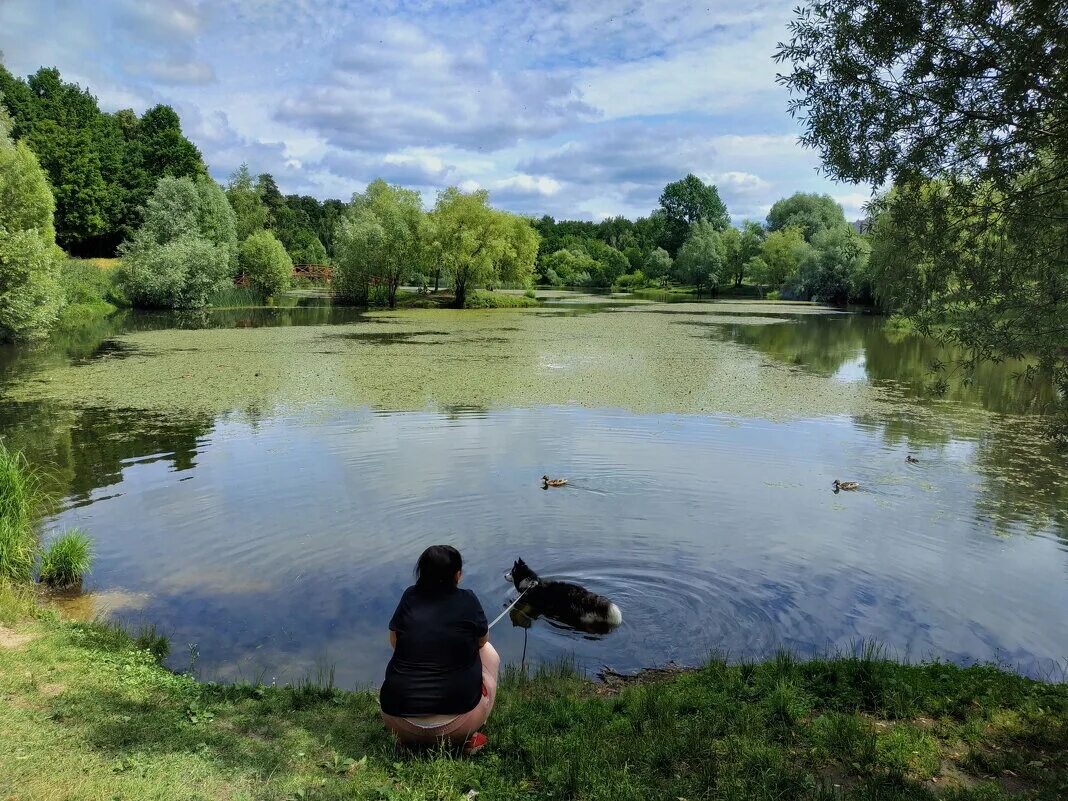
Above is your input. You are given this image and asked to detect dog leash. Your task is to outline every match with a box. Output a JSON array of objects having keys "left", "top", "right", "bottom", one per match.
[{"left": 488, "top": 589, "right": 528, "bottom": 629}]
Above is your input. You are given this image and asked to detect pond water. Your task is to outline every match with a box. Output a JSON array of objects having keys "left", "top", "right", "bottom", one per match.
[{"left": 1, "top": 295, "right": 1065, "bottom": 686}]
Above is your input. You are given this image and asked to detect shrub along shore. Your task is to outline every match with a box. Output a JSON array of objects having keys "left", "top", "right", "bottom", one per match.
[{"left": 0, "top": 597, "right": 1065, "bottom": 801}]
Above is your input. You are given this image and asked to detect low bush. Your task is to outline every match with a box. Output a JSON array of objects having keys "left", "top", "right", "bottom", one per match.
[
  {"left": 238, "top": 230, "right": 292, "bottom": 298},
  {"left": 38, "top": 529, "right": 93, "bottom": 588},
  {"left": 119, "top": 236, "right": 232, "bottom": 309},
  {"left": 463, "top": 290, "right": 539, "bottom": 309}
]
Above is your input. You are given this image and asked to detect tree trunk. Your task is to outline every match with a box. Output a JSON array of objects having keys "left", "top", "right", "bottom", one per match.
[
  {"left": 433, "top": 268, "right": 440, "bottom": 293},
  {"left": 388, "top": 280, "right": 398, "bottom": 309},
  {"left": 453, "top": 280, "right": 466, "bottom": 308}
]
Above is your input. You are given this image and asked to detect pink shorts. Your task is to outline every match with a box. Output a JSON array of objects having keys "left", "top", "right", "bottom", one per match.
[{"left": 381, "top": 643, "right": 500, "bottom": 746}]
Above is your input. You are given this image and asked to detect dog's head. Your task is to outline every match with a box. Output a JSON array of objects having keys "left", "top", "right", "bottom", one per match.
[{"left": 504, "top": 558, "right": 539, "bottom": 591}]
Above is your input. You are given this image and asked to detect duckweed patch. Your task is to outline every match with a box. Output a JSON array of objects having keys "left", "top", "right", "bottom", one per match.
[{"left": 6, "top": 303, "right": 903, "bottom": 420}]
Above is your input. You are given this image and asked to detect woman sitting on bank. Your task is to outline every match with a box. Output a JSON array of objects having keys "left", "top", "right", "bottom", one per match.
[{"left": 380, "top": 545, "right": 499, "bottom": 755}]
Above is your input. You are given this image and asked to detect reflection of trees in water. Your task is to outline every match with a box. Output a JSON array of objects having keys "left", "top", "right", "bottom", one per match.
[
  {"left": 722, "top": 317, "right": 865, "bottom": 375},
  {"left": 0, "top": 399, "right": 215, "bottom": 508},
  {"left": 728, "top": 315, "right": 1066, "bottom": 541},
  {"left": 972, "top": 419, "right": 1068, "bottom": 540},
  {"left": 729, "top": 314, "right": 1058, "bottom": 415}
]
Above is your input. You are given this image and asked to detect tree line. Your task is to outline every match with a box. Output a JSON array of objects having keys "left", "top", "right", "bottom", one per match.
[{"left": 534, "top": 176, "right": 870, "bottom": 303}]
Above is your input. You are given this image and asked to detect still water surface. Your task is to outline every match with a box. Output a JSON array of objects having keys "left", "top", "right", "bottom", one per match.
[{"left": 1, "top": 295, "right": 1065, "bottom": 686}]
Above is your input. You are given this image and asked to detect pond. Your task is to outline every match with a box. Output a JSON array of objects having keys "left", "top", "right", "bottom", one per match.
[{"left": 1, "top": 295, "right": 1065, "bottom": 686}]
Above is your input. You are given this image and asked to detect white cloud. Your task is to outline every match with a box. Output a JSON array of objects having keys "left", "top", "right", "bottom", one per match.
[
  {"left": 0, "top": 0, "right": 871, "bottom": 221},
  {"left": 495, "top": 174, "right": 562, "bottom": 196},
  {"left": 132, "top": 59, "right": 216, "bottom": 85}
]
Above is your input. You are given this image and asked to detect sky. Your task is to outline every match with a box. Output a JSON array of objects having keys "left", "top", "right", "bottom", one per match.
[{"left": 0, "top": 0, "right": 872, "bottom": 223}]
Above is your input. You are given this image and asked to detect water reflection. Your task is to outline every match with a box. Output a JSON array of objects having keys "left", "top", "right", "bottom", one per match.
[
  {"left": 11, "top": 406, "right": 1063, "bottom": 687},
  {"left": 0, "top": 300, "right": 1064, "bottom": 687}
]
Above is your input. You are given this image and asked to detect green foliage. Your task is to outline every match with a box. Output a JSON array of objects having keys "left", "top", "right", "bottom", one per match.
[
  {"left": 766, "top": 193, "right": 847, "bottom": 241},
  {"left": 674, "top": 219, "right": 725, "bottom": 294},
  {"left": 57, "top": 259, "right": 114, "bottom": 307},
  {"left": 643, "top": 246, "right": 673, "bottom": 281},
  {"left": 0, "top": 120, "right": 63, "bottom": 340},
  {"left": 78, "top": 618, "right": 170, "bottom": 661},
  {"left": 463, "top": 290, "right": 539, "bottom": 309},
  {"left": 777, "top": 0, "right": 1068, "bottom": 433},
  {"left": 745, "top": 256, "right": 771, "bottom": 291},
  {"left": 205, "top": 285, "right": 264, "bottom": 309},
  {"left": 722, "top": 221, "right": 765, "bottom": 287},
  {"left": 791, "top": 225, "right": 871, "bottom": 304},
  {"left": 614, "top": 270, "right": 651, "bottom": 290},
  {"left": 0, "top": 443, "right": 41, "bottom": 582},
  {"left": 37, "top": 529, "right": 92, "bottom": 588},
  {"left": 120, "top": 237, "right": 232, "bottom": 310},
  {"left": 118, "top": 176, "right": 237, "bottom": 308},
  {"left": 542, "top": 248, "right": 592, "bottom": 287},
  {"left": 237, "top": 229, "right": 292, "bottom": 298},
  {"left": 659, "top": 173, "right": 730, "bottom": 253},
  {"left": 875, "top": 725, "right": 942, "bottom": 779},
  {"left": 430, "top": 187, "right": 538, "bottom": 308},
  {"left": 759, "top": 225, "right": 811, "bottom": 292},
  {"left": 285, "top": 228, "right": 328, "bottom": 265},
  {"left": 0, "top": 66, "right": 204, "bottom": 255},
  {"left": 334, "top": 179, "right": 430, "bottom": 308},
  {"left": 225, "top": 163, "right": 268, "bottom": 241}
]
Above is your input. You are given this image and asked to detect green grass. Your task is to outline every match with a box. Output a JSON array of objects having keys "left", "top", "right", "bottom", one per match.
[
  {"left": 0, "top": 442, "right": 41, "bottom": 582},
  {"left": 207, "top": 285, "right": 268, "bottom": 308},
  {"left": 37, "top": 529, "right": 93, "bottom": 589},
  {"left": 0, "top": 618, "right": 1065, "bottom": 801}
]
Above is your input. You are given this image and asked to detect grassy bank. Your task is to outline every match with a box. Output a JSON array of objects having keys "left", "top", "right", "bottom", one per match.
[{"left": 1, "top": 613, "right": 1065, "bottom": 801}]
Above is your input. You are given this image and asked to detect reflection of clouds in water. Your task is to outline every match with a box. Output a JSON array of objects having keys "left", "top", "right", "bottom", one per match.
[{"left": 49, "top": 405, "right": 1068, "bottom": 687}]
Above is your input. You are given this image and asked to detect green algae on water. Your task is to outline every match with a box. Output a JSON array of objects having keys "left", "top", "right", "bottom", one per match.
[{"left": 5, "top": 302, "right": 898, "bottom": 420}]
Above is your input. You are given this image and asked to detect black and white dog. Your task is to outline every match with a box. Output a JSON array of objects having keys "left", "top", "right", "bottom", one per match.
[{"left": 505, "top": 558, "right": 623, "bottom": 634}]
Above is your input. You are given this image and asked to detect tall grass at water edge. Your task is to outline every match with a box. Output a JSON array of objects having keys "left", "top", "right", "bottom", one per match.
[
  {"left": 38, "top": 529, "right": 93, "bottom": 588},
  {"left": 0, "top": 442, "right": 42, "bottom": 583}
]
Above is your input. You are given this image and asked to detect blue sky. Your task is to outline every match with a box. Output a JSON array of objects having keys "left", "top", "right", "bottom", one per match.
[{"left": 0, "top": 0, "right": 871, "bottom": 222}]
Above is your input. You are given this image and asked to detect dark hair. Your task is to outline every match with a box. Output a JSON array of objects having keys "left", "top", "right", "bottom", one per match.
[{"left": 415, "top": 545, "right": 462, "bottom": 591}]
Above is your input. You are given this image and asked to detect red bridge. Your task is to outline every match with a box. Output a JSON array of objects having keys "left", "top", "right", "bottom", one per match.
[{"left": 293, "top": 263, "right": 332, "bottom": 283}]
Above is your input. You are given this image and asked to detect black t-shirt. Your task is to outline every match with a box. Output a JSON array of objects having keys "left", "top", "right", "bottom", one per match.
[{"left": 379, "top": 585, "right": 489, "bottom": 716}]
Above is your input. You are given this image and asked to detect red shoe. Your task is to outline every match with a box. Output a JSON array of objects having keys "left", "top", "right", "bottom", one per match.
[{"left": 463, "top": 732, "right": 488, "bottom": 756}]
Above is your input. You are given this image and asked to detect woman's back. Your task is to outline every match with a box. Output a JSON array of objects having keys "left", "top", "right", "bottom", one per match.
[{"left": 380, "top": 584, "right": 488, "bottom": 716}]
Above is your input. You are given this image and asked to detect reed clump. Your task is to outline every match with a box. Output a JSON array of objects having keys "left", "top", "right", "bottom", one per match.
[
  {"left": 38, "top": 529, "right": 93, "bottom": 589},
  {"left": 0, "top": 441, "right": 42, "bottom": 582}
]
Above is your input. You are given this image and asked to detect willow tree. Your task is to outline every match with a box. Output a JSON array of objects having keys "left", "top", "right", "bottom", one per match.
[
  {"left": 777, "top": 0, "right": 1068, "bottom": 434},
  {"left": 430, "top": 187, "right": 538, "bottom": 308},
  {"left": 334, "top": 179, "right": 429, "bottom": 308},
  {"left": 118, "top": 176, "right": 238, "bottom": 308},
  {"left": 0, "top": 101, "right": 63, "bottom": 340},
  {"left": 673, "top": 220, "right": 725, "bottom": 296}
]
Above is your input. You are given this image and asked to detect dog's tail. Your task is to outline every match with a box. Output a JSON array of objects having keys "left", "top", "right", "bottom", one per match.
[{"left": 606, "top": 602, "right": 623, "bottom": 626}]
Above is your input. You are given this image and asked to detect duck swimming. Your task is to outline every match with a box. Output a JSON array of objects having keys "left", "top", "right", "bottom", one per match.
[
  {"left": 906, "top": 455, "right": 919, "bottom": 464},
  {"left": 833, "top": 480, "right": 859, "bottom": 492},
  {"left": 542, "top": 475, "right": 568, "bottom": 488}
]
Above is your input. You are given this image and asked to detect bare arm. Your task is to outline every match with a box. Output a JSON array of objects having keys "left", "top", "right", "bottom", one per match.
[
  {"left": 389, "top": 630, "right": 397, "bottom": 649},
  {"left": 479, "top": 634, "right": 489, "bottom": 648}
]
